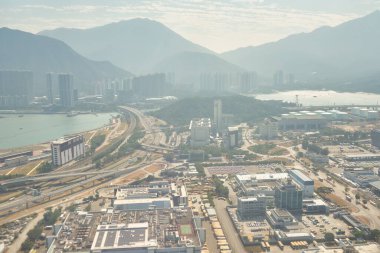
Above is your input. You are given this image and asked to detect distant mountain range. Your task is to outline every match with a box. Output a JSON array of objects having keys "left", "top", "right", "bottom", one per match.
[
  {"left": 222, "top": 10, "right": 380, "bottom": 89},
  {"left": 39, "top": 19, "right": 216, "bottom": 74},
  {"left": 3, "top": 11, "right": 380, "bottom": 95},
  {"left": 0, "top": 28, "right": 131, "bottom": 94}
]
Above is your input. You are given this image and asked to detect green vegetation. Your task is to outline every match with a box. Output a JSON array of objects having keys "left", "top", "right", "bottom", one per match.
[
  {"left": 324, "top": 232, "right": 335, "bottom": 243},
  {"left": 249, "top": 143, "right": 276, "bottom": 154},
  {"left": 21, "top": 208, "right": 62, "bottom": 252},
  {"left": 302, "top": 140, "right": 329, "bottom": 155},
  {"left": 92, "top": 130, "right": 143, "bottom": 165},
  {"left": 353, "top": 229, "right": 380, "bottom": 241},
  {"left": 151, "top": 95, "right": 289, "bottom": 126},
  {"left": 130, "top": 175, "right": 157, "bottom": 186},
  {"left": 195, "top": 163, "right": 206, "bottom": 177},
  {"left": 37, "top": 161, "right": 54, "bottom": 173},
  {"left": 212, "top": 175, "right": 229, "bottom": 198},
  {"left": 180, "top": 144, "right": 257, "bottom": 161},
  {"left": 90, "top": 134, "right": 106, "bottom": 152}
]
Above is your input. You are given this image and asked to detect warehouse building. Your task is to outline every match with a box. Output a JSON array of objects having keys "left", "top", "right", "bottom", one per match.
[
  {"left": 113, "top": 198, "right": 172, "bottom": 211},
  {"left": 275, "top": 114, "right": 328, "bottom": 131},
  {"left": 289, "top": 170, "right": 314, "bottom": 198}
]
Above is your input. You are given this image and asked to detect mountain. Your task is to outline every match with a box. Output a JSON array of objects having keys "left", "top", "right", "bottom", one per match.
[
  {"left": 222, "top": 10, "right": 380, "bottom": 89},
  {"left": 152, "top": 51, "right": 244, "bottom": 84},
  {"left": 0, "top": 28, "right": 131, "bottom": 94},
  {"left": 39, "top": 18, "right": 215, "bottom": 74}
]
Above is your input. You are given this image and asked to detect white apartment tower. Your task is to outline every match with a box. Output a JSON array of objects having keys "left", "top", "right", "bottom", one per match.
[{"left": 51, "top": 135, "right": 85, "bottom": 166}]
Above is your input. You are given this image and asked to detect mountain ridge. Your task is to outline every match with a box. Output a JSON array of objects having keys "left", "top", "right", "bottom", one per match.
[{"left": 0, "top": 27, "right": 131, "bottom": 94}]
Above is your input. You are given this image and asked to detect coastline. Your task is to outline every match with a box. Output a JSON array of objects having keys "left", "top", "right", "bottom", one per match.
[{"left": 0, "top": 113, "right": 118, "bottom": 152}]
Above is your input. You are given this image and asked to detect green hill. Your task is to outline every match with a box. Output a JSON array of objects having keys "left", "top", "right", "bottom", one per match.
[{"left": 151, "top": 95, "right": 290, "bottom": 126}]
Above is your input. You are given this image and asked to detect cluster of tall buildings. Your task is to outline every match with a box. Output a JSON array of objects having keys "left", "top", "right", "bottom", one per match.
[
  {"left": 273, "top": 70, "right": 295, "bottom": 87},
  {"left": 101, "top": 73, "right": 173, "bottom": 103},
  {"left": 0, "top": 70, "right": 33, "bottom": 107},
  {"left": 199, "top": 72, "right": 258, "bottom": 93},
  {"left": 46, "top": 73, "right": 77, "bottom": 108}
]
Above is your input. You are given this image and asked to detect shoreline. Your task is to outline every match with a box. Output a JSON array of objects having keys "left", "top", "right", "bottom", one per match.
[{"left": 0, "top": 113, "right": 118, "bottom": 153}]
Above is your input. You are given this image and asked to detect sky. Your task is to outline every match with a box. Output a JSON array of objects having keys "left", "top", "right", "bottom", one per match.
[{"left": 1, "top": 0, "right": 380, "bottom": 52}]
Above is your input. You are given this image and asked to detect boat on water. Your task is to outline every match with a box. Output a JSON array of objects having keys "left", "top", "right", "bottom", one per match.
[{"left": 66, "top": 112, "right": 79, "bottom": 117}]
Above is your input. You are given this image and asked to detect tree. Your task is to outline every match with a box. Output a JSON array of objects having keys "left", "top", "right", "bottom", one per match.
[
  {"left": 325, "top": 232, "right": 335, "bottom": 243},
  {"left": 355, "top": 193, "right": 360, "bottom": 200},
  {"left": 345, "top": 187, "right": 350, "bottom": 193},
  {"left": 362, "top": 199, "right": 368, "bottom": 204},
  {"left": 85, "top": 203, "right": 91, "bottom": 212},
  {"left": 21, "top": 239, "right": 34, "bottom": 252}
]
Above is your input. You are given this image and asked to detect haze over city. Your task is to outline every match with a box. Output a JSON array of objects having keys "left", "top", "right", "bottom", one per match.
[{"left": 1, "top": 1, "right": 380, "bottom": 253}]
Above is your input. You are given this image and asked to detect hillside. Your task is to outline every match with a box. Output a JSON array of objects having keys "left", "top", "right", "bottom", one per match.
[
  {"left": 152, "top": 51, "right": 244, "bottom": 84},
  {"left": 222, "top": 10, "right": 380, "bottom": 90},
  {"left": 39, "top": 18, "right": 214, "bottom": 74},
  {"left": 151, "top": 95, "right": 289, "bottom": 126},
  {"left": 0, "top": 28, "right": 131, "bottom": 94}
]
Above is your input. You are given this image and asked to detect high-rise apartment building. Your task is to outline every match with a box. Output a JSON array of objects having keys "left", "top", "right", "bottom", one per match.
[
  {"left": 214, "top": 99, "right": 223, "bottom": 134},
  {"left": 273, "top": 70, "right": 284, "bottom": 87},
  {"left": 51, "top": 135, "right": 85, "bottom": 166},
  {"left": 46, "top": 73, "right": 54, "bottom": 104},
  {"left": 58, "top": 73, "right": 74, "bottom": 108}
]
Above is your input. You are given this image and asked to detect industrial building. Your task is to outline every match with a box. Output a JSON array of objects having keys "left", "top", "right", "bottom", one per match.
[
  {"left": 274, "top": 231, "right": 314, "bottom": 244},
  {"left": 0, "top": 70, "right": 33, "bottom": 107},
  {"left": 274, "top": 180, "right": 303, "bottom": 214},
  {"left": 189, "top": 118, "right": 211, "bottom": 147},
  {"left": 275, "top": 113, "right": 328, "bottom": 131},
  {"left": 303, "top": 199, "right": 330, "bottom": 214},
  {"left": 72, "top": 208, "right": 203, "bottom": 253},
  {"left": 343, "top": 168, "right": 379, "bottom": 187},
  {"left": 237, "top": 195, "right": 267, "bottom": 220},
  {"left": 266, "top": 209, "right": 298, "bottom": 229},
  {"left": 344, "top": 153, "right": 380, "bottom": 161},
  {"left": 51, "top": 135, "right": 85, "bottom": 166},
  {"left": 289, "top": 170, "right": 314, "bottom": 198},
  {"left": 113, "top": 197, "right": 172, "bottom": 211}
]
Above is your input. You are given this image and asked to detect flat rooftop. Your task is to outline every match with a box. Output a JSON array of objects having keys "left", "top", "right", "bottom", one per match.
[
  {"left": 290, "top": 170, "right": 313, "bottom": 183},
  {"left": 91, "top": 223, "right": 156, "bottom": 250},
  {"left": 236, "top": 173, "right": 288, "bottom": 182},
  {"left": 189, "top": 118, "right": 211, "bottom": 128}
]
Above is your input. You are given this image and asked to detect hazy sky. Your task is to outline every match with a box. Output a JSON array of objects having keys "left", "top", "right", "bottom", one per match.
[{"left": 1, "top": 0, "right": 380, "bottom": 52}]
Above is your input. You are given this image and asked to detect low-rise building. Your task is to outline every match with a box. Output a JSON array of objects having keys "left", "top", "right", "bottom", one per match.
[
  {"left": 303, "top": 199, "right": 329, "bottom": 214},
  {"left": 113, "top": 198, "right": 172, "bottom": 211},
  {"left": 266, "top": 209, "right": 298, "bottom": 229}
]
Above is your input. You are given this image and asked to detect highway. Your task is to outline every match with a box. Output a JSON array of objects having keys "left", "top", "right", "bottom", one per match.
[{"left": 0, "top": 105, "right": 165, "bottom": 217}]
